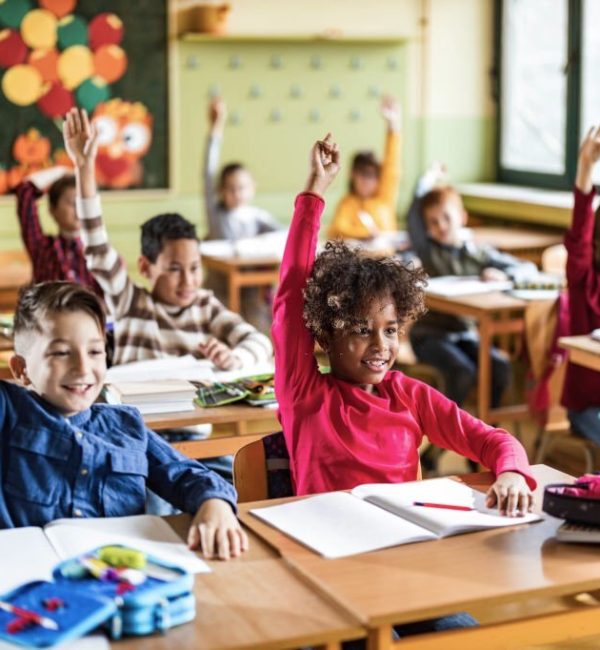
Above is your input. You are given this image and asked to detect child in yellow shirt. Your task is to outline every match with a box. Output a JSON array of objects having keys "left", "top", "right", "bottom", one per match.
[{"left": 328, "top": 96, "right": 401, "bottom": 239}]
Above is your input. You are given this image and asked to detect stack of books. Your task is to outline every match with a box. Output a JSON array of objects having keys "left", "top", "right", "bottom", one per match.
[{"left": 104, "top": 380, "right": 197, "bottom": 415}]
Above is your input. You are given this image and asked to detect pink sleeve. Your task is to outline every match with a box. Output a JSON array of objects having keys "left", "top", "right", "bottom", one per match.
[
  {"left": 411, "top": 380, "right": 537, "bottom": 489},
  {"left": 272, "top": 192, "right": 325, "bottom": 401},
  {"left": 565, "top": 187, "right": 596, "bottom": 287}
]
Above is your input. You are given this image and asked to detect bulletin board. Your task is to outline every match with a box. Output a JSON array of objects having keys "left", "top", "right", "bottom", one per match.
[
  {"left": 178, "top": 37, "right": 406, "bottom": 197},
  {"left": 0, "top": 0, "right": 168, "bottom": 193}
]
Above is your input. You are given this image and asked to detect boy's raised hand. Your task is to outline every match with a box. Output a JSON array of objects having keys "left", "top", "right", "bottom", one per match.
[
  {"left": 305, "top": 133, "right": 340, "bottom": 197},
  {"left": 188, "top": 498, "right": 249, "bottom": 560},
  {"left": 208, "top": 96, "right": 227, "bottom": 134},
  {"left": 62, "top": 107, "right": 98, "bottom": 168},
  {"left": 485, "top": 471, "right": 533, "bottom": 517},
  {"left": 575, "top": 125, "right": 600, "bottom": 193}
]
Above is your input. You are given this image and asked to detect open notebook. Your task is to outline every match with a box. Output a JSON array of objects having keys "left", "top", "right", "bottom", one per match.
[
  {"left": 425, "top": 275, "right": 513, "bottom": 297},
  {"left": 250, "top": 478, "right": 542, "bottom": 558},
  {"left": 0, "top": 514, "right": 210, "bottom": 595}
]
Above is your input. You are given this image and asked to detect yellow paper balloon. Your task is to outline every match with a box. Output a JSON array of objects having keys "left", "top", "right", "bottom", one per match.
[
  {"left": 57, "top": 45, "right": 92, "bottom": 90},
  {"left": 21, "top": 9, "right": 57, "bottom": 49},
  {"left": 2, "top": 64, "right": 44, "bottom": 106}
]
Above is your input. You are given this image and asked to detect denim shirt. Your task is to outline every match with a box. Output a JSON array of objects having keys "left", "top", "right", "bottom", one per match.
[{"left": 0, "top": 381, "right": 237, "bottom": 528}]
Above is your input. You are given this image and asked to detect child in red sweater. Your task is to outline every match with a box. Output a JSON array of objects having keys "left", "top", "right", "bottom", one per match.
[
  {"left": 272, "top": 134, "right": 535, "bottom": 516},
  {"left": 562, "top": 125, "right": 600, "bottom": 443}
]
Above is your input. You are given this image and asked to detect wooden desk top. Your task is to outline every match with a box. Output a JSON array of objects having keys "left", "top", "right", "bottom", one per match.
[
  {"left": 425, "top": 290, "right": 528, "bottom": 319},
  {"left": 559, "top": 335, "right": 600, "bottom": 373},
  {"left": 114, "top": 516, "right": 363, "bottom": 650},
  {"left": 471, "top": 226, "right": 563, "bottom": 252},
  {"left": 144, "top": 403, "right": 279, "bottom": 431},
  {"left": 202, "top": 254, "right": 281, "bottom": 269},
  {"left": 239, "top": 465, "right": 599, "bottom": 628}
]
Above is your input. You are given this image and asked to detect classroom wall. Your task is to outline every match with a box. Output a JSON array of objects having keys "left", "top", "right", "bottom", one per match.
[{"left": 0, "top": 0, "right": 495, "bottom": 275}]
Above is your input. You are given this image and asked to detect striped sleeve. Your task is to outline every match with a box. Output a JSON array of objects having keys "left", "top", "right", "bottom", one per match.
[
  {"left": 205, "top": 294, "right": 273, "bottom": 367},
  {"left": 77, "top": 195, "right": 134, "bottom": 319}
]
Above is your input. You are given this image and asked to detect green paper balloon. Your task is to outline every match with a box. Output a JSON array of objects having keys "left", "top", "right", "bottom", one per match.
[
  {"left": 0, "top": 0, "right": 31, "bottom": 29},
  {"left": 75, "top": 76, "right": 109, "bottom": 112},
  {"left": 57, "top": 14, "right": 87, "bottom": 48}
]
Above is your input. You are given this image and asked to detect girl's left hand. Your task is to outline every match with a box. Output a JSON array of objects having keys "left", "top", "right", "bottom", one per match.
[{"left": 485, "top": 471, "right": 534, "bottom": 517}]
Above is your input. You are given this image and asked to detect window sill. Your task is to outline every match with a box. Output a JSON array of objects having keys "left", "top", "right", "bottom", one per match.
[{"left": 457, "top": 183, "right": 574, "bottom": 228}]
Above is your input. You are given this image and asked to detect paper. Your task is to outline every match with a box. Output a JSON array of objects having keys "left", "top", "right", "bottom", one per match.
[
  {"left": 425, "top": 275, "right": 513, "bottom": 297},
  {"left": 0, "top": 528, "right": 57, "bottom": 593},
  {"left": 44, "top": 515, "right": 211, "bottom": 574},
  {"left": 200, "top": 230, "right": 287, "bottom": 260},
  {"left": 251, "top": 492, "right": 436, "bottom": 558},
  {"left": 106, "top": 355, "right": 216, "bottom": 383}
]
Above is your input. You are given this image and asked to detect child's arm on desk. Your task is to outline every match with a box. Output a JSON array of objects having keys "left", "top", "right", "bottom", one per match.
[
  {"left": 566, "top": 125, "right": 600, "bottom": 286},
  {"left": 64, "top": 108, "right": 134, "bottom": 318},
  {"left": 272, "top": 135, "right": 340, "bottom": 394}
]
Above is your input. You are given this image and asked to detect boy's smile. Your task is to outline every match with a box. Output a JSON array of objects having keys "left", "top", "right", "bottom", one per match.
[
  {"left": 323, "top": 295, "right": 399, "bottom": 393},
  {"left": 13, "top": 311, "right": 106, "bottom": 416}
]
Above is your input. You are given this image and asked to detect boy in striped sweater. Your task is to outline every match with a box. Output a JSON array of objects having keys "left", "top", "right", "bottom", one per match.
[{"left": 63, "top": 107, "right": 272, "bottom": 371}]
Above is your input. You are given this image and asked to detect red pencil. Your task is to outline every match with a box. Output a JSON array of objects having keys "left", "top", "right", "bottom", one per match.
[
  {"left": 413, "top": 501, "right": 474, "bottom": 512},
  {"left": 0, "top": 600, "right": 58, "bottom": 631}
]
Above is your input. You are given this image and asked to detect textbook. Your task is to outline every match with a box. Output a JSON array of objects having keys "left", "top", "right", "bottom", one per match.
[
  {"left": 104, "top": 380, "right": 197, "bottom": 415},
  {"left": 250, "top": 478, "right": 542, "bottom": 558},
  {"left": 0, "top": 514, "right": 210, "bottom": 595},
  {"left": 425, "top": 275, "right": 513, "bottom": 297}
]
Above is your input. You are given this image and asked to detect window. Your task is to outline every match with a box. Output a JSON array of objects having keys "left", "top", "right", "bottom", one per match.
[{"left": 496, "top": 0, "right": 599, "bottom": 189}]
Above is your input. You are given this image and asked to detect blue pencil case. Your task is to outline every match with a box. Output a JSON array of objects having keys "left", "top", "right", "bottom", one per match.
[{"left": 0, "top": 545, "right": 196, "bottom": 647}]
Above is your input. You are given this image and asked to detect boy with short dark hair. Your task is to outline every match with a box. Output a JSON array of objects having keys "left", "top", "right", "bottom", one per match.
[
  {"left": 15, "top": 167, "right": 102, "bottom": 295},
  {"left": 63, "top": 107, "right": 272, "bottom": 369},
  {"left": 3, "top": 281, "right": 247, "bottom": 559}
]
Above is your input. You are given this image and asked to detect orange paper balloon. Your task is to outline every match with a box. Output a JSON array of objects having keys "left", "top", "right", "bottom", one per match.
[
  {"left": 39, "top": 0, "right": 77, "bottom": 19},
  {"left": 93, "top": 44, "right": 127, "bottom": 83},
  {"left": 28, "top": 48, "right": 59, "bottom": 82}
]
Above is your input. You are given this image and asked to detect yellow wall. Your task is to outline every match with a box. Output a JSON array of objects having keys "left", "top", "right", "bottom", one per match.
[{"left": 0, "top": 0, "right": 495, "bottom": 270}]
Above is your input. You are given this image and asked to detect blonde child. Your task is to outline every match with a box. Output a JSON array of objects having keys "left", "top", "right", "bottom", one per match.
[
  {"left": 2, "top": 281, "right": 247, "bottom": 559},
  {"left": 327, "top": 96, "right": 401, "bottom": 239},
  {"left": 273, "top": 134, "right": 535, "bottom": 512}
]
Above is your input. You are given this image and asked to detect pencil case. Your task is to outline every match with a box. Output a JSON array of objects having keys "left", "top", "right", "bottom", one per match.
[
  {"left": 543, "top": 479, "right": 600, "bottom": 527},
  {"left": 0, "top": 545, "right": 195, "bottom": 647}
]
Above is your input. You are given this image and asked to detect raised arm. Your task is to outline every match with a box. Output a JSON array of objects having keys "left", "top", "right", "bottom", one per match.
[
  {"left": 63, "top": 108, "right": 134, "bottom": 318},
  {"left": 272, "top": 134, "right": 340, "bottom": 394},
  {"left": 376, "top": 95, "right": 401, "bottom": 211},
  {"left": 203, "top": 97, "right": 227, "bottom": 239},
  {"left": 565, "top": 125, "right": 600, "bottom": 286}
]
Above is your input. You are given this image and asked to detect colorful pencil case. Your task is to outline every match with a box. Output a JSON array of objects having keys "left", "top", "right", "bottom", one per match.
[
  {"left": 0, "top": 545, "right": 195, "bottom": 647},
  {"left": 196, "top": 373, "right": 276, "bottom": 407}
]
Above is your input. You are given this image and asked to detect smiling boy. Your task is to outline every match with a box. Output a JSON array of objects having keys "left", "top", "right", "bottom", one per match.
[{"left": 1, "top": 281, "right": 247, "bottom": 559}]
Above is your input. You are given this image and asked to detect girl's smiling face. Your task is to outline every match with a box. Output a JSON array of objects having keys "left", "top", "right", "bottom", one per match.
[{"left": 322, "top": 294, "right": 400, "bottom": 393}]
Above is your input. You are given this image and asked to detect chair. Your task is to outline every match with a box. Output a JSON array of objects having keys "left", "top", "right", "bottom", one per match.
[
  {"left": 0, "top": 250, "right": 32, "bottom": 312},
  {"left": 233, "top": 432, "right": 423, "bottom": 504}
]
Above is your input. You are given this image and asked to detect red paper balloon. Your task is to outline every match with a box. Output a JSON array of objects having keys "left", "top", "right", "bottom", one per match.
[
  {"left": 89, "top": 13, "right": 123, "bottom": 51},
  {"left": 0, "top": 28, "right": 27, "bottom": 67},
  {"left": 37, "top": 81, "right": 74, "bottom": 117}
]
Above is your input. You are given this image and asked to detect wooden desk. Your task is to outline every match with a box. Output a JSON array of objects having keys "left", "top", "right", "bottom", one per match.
[
  {"left": 240, "top": 465, "right": 600, "bottom": 650},
  {"left": 424, "top": 290, "right": 532, "bottom": 425},
  {"left": 144, "top": 403, "right": 279, "bottom": 459},
  {"left": 202, "top": 254, "right": 280, "bottom": 313},
  {"left": 470, "top": 226, "right": 563, "bottom": 266},
  {"left": 114, "top": 516, "right": 364, "bottom": 650},
  {"left": 559, "top": 335, "right": 600, "bottom": 372},
  {"left": 0, "top": 250, "right": 31, "bottom": 312}
]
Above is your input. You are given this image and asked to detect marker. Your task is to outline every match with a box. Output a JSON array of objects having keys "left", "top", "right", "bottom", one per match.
[
  {"left": 0, "top": 600, "right": 59, "bottom": 631},
  {"left": 413, "top": 502, "right": 474, "bottom": 512}
]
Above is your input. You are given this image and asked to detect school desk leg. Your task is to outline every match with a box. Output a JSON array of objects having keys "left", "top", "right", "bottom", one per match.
[
  {"left": 367, "top": 624, "right": 393, "bottom": 650},
  {"left": 228, "top": 272, "right": 242, "bottom": 313},
  {"left": 314, "top": 643, "right": 342, "bottom": 650},
  {"left": 478, "top": 316, "right": 492, "bottom": 424}
]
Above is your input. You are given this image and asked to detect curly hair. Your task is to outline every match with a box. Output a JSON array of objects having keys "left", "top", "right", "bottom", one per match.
[{"left": 303, "top": 241, "right": 427, "bottom": 342}]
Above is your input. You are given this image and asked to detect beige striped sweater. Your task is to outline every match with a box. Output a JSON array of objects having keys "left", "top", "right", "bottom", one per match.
[{"left": 77, "top": 195, "right": 273, "bottom": 367}]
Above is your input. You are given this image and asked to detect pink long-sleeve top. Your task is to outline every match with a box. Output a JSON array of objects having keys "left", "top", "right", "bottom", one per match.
[
  {"left": 562, "top": 187, "right": 600, "bottom": 411},
  {"left": 272, "top": 192, "right": 536, "bottom": 496}
]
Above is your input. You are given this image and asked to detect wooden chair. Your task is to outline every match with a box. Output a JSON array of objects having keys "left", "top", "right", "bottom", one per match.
[
  {"left": 0, "top": 250, "right": 32, "bottom": 312},
  {"left": 233, "top": 431, "right": 423, "bottom": 503}
]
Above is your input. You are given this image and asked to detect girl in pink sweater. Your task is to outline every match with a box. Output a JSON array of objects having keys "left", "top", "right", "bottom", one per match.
[{"left": 272, "top": 134, "right": 535, "bottom": 516}]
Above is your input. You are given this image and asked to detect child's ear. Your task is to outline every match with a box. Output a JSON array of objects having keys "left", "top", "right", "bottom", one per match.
[
  {"left": 137, "top": 255, "right": 152, "bottom": 279},
  {"left": 9, "top": 355, "right": 30, "bottom": 385}
]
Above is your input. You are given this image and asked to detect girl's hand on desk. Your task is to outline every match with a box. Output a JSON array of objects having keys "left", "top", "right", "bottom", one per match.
[
  {"left": 188, "top": 498, "right": 249, "bottom": 560},
  {"left": 485, "top": 471, "right": 533, "bottom": 517},
  {"left": 199, "top": 336, "right": 242, "bottom": 370}
]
